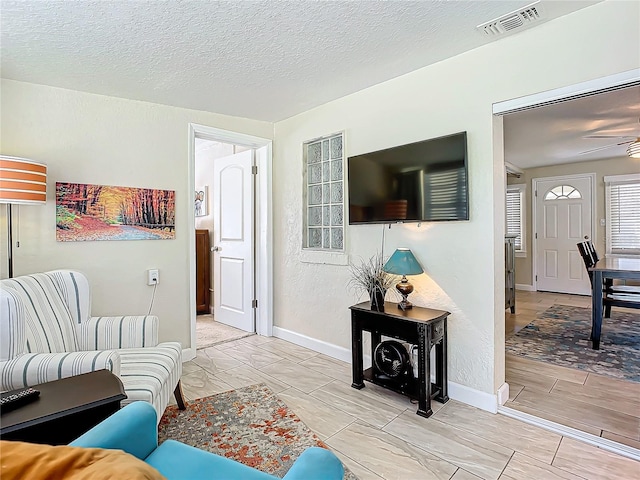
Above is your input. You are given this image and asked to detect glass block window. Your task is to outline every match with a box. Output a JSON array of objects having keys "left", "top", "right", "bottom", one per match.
[
  {"left": 303, "top": 133, "right": 344, "bottom": 251},
  {"left": 544, "top": 185, "right": 582, "bottom": 200}
]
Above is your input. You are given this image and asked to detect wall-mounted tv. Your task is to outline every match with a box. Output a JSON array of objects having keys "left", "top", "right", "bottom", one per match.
[{"left": 347, "top": 132, "right": 469, "bottom": 224}]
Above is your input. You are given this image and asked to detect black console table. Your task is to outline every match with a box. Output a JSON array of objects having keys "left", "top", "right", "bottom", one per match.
[{"left": 350, "top": 301, "right": 449, "bottom": 418}]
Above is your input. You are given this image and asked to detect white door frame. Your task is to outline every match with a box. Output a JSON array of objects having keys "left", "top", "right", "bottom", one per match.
[
  {"left": 493, "top": 69, "right": 640, "bottom": 460},
  {"left": 531, "top": 173, "right": 596, "bottom": 293},
  {"left": 185, "top": 123, "right": 273, "bottom": 361}
]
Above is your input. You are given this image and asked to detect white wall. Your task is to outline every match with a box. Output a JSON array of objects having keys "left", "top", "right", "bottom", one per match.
[
  {"left": 0, "top": 80, "right": 272, "bottom": 348},
  {"left": 273, "top": 1, "right": 639, "bottom": 397}
]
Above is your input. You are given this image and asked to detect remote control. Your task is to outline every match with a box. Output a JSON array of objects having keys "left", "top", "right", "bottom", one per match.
[{"left": 0, "top": 387, "right": 40, "bottom": 413}]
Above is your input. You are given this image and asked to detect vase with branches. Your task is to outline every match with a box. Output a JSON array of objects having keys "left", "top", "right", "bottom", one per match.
[{"left": 348, "top": 252, "right": 396, "bottom": 311}]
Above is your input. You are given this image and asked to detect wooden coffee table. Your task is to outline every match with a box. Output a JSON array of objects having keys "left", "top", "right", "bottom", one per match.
[{"left": 0, "top": 369, "right": 126, "bottom": 445}]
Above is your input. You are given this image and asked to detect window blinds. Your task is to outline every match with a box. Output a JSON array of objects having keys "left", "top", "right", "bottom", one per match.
[
  {"left": 506, "top": 189, "right": 522, "bottom": 250},
  {"left": 607, "top": 177, "right": 640, "bottom": 255}
]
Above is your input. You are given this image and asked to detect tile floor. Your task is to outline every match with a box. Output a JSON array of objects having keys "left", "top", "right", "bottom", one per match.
[
  {"left": 176, "top": 335, "right": 640, "bottom": 480},
  {"left": 505, "top": 291, "right": 640, "bottom": 448}
]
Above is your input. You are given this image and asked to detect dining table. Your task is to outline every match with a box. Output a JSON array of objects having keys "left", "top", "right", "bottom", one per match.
[{"left": 589, "top": 256, "right": 640, "bottom": 350}]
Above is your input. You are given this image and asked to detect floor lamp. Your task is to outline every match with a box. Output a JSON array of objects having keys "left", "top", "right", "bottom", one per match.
[{"left": 0, "top": 156, "right": 47, "bottom": 278}]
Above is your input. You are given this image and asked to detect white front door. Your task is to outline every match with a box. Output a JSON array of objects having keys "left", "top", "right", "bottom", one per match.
[
  {"left": 535, "top": 175, "right": 593, "bottom": 295},
  {"left": 213, "top": 150, "right": 255, "bottom": 332}
]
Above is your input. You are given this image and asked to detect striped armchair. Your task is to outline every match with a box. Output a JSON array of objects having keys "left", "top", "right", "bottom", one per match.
[{"left": 0, "top": 270, "right": 185, "bottom": 420}]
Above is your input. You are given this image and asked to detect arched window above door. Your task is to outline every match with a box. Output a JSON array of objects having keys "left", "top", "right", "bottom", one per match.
[{"left": 544, "top": 185, "right": 582, "bottom": 200}]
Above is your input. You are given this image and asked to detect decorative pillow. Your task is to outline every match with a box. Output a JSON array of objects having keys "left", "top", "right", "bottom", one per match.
[
  {"left": 0, "top": 440, "right": 166, "bottom": 480},
  {"left": 2, "top": 273, "right": 79, "bottom": 353}
]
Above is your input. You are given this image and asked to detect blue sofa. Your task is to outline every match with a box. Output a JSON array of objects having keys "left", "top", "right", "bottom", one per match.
[{"left": 71, "top": 401, "right": 345, "bottom": 480}]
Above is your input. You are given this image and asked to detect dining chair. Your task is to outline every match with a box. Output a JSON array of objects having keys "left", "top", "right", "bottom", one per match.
[
  {"left": 578, "top": 241, "right": 640, "bottom": 291},
  {"left": 577, "top": 241, "right": 640, "bottom": 320}
]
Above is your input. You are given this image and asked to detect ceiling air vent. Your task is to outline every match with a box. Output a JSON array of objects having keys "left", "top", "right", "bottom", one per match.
[{"left": 477, "top": 1, "right": 545, "bottom": 37}]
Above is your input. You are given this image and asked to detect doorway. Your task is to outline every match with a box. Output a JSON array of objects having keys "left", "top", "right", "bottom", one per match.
[
  {"left": 211, "top": 149, "right": 255, "bottom": 333},
  {"left": 188, "top": 124, "right": 273, "bottom": 355},
  {"left": 533, "top": 174, "right": 594, "bottom": 295},
  {"left": 495, "top": 69, "right": 640, "bottom": 455},
  {"left": 194, "top": 141, "right": 254, "bottom": 348}
]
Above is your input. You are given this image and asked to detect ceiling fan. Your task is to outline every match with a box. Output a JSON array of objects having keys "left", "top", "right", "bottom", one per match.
[
  {"left": 578, "top": 135, "right": 636, "bottom": 156},
  {"left": 579, "top": 119, "right": 640, "bottom": 157}
]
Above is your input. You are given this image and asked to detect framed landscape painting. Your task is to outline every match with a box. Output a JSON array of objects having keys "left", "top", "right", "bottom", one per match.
[{"left": 56, "top": 182, "right": 176, "bottom": 242}]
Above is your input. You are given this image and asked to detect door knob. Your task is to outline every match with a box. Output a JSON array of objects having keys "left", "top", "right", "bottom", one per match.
[
  {"left": 211, "top": 246, "right": 221, "bottom": 252},
  {"left": 584, "top": 235, "right": 589, "bottom": 240}
]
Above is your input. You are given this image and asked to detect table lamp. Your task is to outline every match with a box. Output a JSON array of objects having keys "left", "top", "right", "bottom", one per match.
[
  {"left": 383, "top": 248, "right": 424, "bottom": 310},
  {"left": 0, "top": 155, "right": 47, "bottom": 278}
]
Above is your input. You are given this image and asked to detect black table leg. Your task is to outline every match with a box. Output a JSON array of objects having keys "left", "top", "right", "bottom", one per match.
[
  {"left": 371, "top": 331, "right": 381, "bottom": 366},
  {"left": 591, "top": 270, "right": 603, "bottom": 350},
  {"left": 351, "top": 316, "right": 364, "bottom": 389},
  {"left": 434, "top": 319, "right": 449, "bottom": 403},
  {"left": 416, "top": 324, "right": 433, "bottom": 418}
]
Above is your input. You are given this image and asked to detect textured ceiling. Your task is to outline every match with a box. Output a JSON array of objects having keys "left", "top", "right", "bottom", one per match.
[
  {"left": 1, "top": 0, "right": 600, "bottom": 122},
  {"left": 504, "top": 86, "right": 640, "bottom": 169}
]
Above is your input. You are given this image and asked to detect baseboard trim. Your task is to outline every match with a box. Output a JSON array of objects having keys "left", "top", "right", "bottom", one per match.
[
  {"left": 448, "top": 381, "right": 498, "bottom": 413},
  {"left": 273, "top": 326, "right": 353, "bottom": 362},
  {"left": 273, "top": 326, "right": 497, "bottom": 413},
  {"left": 498, "top": 405, "right": 640, "bottom": 461},
  {"left": 515, "top": 284, "right": 535, "bottom": 291},
  {"left": 182, "top": 347, "right": 196, "bottom": 362},
  {"left": 496, "top": 382, "right": 509, "bottom": 406}
]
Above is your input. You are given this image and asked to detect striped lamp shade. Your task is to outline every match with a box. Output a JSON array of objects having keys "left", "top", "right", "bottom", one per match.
[{"left": 0, "top": 155, "right": 47, "bottom": 204}]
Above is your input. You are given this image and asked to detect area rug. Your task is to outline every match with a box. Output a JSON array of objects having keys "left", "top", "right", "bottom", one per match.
[
  {"left": 505, "top": 304, "right": 640, "bottom": 382},
  {"left": 159, "top": 383, "right": 356, "bottom": 479}
]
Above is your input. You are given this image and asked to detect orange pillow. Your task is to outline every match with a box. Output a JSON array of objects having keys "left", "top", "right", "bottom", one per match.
[{"left": 0, "top": 440, "right": 166, "bottom": 480}]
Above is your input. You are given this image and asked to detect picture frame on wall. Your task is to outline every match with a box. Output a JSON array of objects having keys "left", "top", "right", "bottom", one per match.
[
  {"left": 195, "top": 186, "right": 208, "bottom": 217},
  {"left": 56, "top": 182, "right": 176, "bottom": 241}
]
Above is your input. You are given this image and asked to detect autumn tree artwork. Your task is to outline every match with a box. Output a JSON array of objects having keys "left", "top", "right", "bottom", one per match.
[{"left": 56, "top": 182, "right": 176, "bottom": 242}]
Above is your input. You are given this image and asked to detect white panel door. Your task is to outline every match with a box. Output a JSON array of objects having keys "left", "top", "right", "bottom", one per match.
[
  {"left": 535, "top": 176, "right": 592, "bottom": 295},
  {"left": 213, "top": 150, "right": 254, "bottom": 332}
]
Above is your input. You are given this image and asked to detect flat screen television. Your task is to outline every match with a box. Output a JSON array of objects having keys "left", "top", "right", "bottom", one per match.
[{"left": 347, "top": 132, "right": 468, "bottom": 224}]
